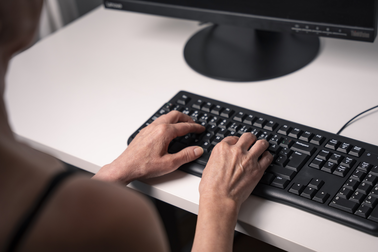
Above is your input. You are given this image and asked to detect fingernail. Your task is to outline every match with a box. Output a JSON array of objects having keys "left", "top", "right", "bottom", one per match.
[{"left": 194, "top": 147, "right": 204, "bottom": 157}]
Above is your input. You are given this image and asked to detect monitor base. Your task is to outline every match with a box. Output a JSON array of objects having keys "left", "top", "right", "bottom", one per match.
[{"left": 184, "top": 25, "right": 320, "bottom": 82}]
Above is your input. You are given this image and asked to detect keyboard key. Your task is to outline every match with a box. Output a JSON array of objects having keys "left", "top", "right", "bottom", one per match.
[
  {"left": 274, "top": 155, "right": 289, "bottom": 167},
  {"left": 310, "top": 134, "right": 325, "bottom": 145},
  {"left": 267, "top": 164, "right": 296, "bottom": 180},
  {"left": 289, "top": 183, "right": 305, "bottom": 195},
  {"left": 325, "top": 139, "right": 340, "bottom": 150},
  {"left": 356, "top": 182, "right": 372, "bottom": 195},
  {"left": 277, "top": 125, "right": 291, "bottom": 136},
  {"left": 243, "top": 114, "right": 254, "bottom": 125},
  {"left": 233, "top": 111, "right": 246, "bottom": 122},
  {"left": 288, "top": 128, "right": 302, "bottom": 139},
  {"left": 350, "top": 191, "right": 366, "bottom": 204},
  {"left": 268, "top": 143, "right": 281, "bottom": 154},
  {"left": 215, "top": 128, "right": 227, "bottom": 138},
  {"left": 313, "top": 191, "right": 330, "bottom": 203},
  {"left": 317, "top": 150, "right": 331, "bottom": 160},
  {"left": 290, "top": 141, "right": 316, "bottom": 156},
  {"left": 337, "top": 142, "right": 352, "bottom": 154},
  {"left": 192, "top": 99, "right": 204, "bottom": 109},
  {"left": 329, "top": 153, "right": 343, "bottom": 164},
  {"left": 286, "top": 151, "right": 309, "bottom": 172},
  {"left": 269, "top": 134, "right": 281, "bottom": 145},
  {"left": 337, "top": 187, "right": 353, "bottom": 199},
  {"left": 227, "top": 122, "right": 241, "bottom": 132},
  {"left": 299, "top": 131, "right": 313, "bottom": 142},
  {"left": 271, "top": 176, "right": 290, "bottom": 189},
  {"left": 309, "top": 157, "right": 325, "bottom": 169},
  {"left": 368, "top": 206, "right": 378, "bottom": 223},
  {"left": 349, "top": 146, "right": 365, "bottom": 157},
  {"left": 263, "top": 120, "right": 278, "bottom": 131},
  {"left": 177, "top": 94, "right": 190, "bottom": 105},
  {"left": 210, "top": 105, "right": 222, "bottom": 115},
  {"left": 309, "top": 178, "right": 324, "bottom": 190},
  {"left": 343, "top": 179, "right": 359, "bottom": 191},
  {"left": 280, "top": 138, "right": 294, "bottom": 148},
  {"left": 333, "top": 165, "right": 350, "bottom": 177},
  {"left": 350, "top": 170, "right": 366, "bottom": 182},
  {"left": 220, "top": 108, "right": 234, "bottom": 118},
  {"left": 301, "top": 186, "right": 317, "bottom": 199},
  {"left": 202, "top": 102, "right": 213, "bottom": 112},
  {"left": 321, "top": 161, "right": 337, "bottom": 173},
  {"left": 253, "top": 117, "right": 265, "bottom": 128},
  {"left": 329, "top": 197, "right": 359, "bottom": 213},
  {"left": 370, "top": 166, "right": 378, "bottom": 176},
  {"left": 364, "top": 195, "right": 378, "bottom": 208},
  {"left": 238, "top": 125, "right": 252, "bottom": 135},
  {"left": 279, "top": 147, "right": 292, "bottom": 158},
  {"left": 355, "top": 204, "right": 372, "bottom": 218},
  {"left": 363, "top": 174, "right": 378, "bottom": 185},
  {"left": 341, "top": 157, "right": 356, "bottom": 168},
  {"left": 217, "top": 119, "right": 228, "bottom": 129},
  {"left": 357, "top": 162, "right": 372, "bottom": 173},
  {"left": 370, "top": 186, "right": 378, "bottom": 198}
]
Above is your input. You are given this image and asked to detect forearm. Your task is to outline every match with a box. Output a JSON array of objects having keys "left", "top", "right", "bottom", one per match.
[{"left": 192, "top": 196, "right": 239, "bottom": 252}]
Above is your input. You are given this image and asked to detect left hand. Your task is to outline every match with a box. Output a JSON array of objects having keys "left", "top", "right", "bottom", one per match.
[{"left": 93, "top": 111, "right": 205, "bottom": 184}]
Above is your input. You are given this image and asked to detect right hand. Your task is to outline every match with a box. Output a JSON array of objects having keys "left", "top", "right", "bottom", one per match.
[{"left": 199, "top": 133, "right": 273, "bottom": 211}]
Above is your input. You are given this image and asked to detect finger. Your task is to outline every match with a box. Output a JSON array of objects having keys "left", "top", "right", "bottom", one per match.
[
  {"left": 158, "top": 110, "right": 195, "bottom": 124},
  {"left": 249, "top": 139, "right": 270, "bottom": 158},
  {"left": 172, "top": 122, "right": 205, "bottom": 137},
  {"left": 170, "top": 146, "right": 204, "bottom": 168},
  {"left": 236, "top": 132, "right": 257, "bottom": 150},
  {"left": 221, "top": 136, "right": 239, "bottom": 145},
  {"left": 258, "top": 151, "right": 273, "bottom": 170}
]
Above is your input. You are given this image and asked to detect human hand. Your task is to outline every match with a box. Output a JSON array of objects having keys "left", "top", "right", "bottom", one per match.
[
  {"left": 93, "top": 111, "right": 205, "bottom": 184},
  {"left": 192, "top": 133, "right": 272, "bottom": 252},
  {"left": 199, "top": 133, "right": 273, "bottom": 211}
]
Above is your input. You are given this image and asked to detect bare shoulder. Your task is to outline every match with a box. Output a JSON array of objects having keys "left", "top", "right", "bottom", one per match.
[{"left": 20, "top": 174, "right": 169, "bottom": 252}]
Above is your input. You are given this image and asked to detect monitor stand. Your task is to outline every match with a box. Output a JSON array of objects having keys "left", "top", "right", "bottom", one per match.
[{"left": 184, "top": 24, "right": 320, "bottom": 82}]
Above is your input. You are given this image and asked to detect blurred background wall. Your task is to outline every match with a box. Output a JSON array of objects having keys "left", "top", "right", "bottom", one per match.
[{"left": 39, "top": 0, "right": 102, "bottom": 39}]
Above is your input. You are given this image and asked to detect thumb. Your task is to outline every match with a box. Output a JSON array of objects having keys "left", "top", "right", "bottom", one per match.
[{"left": 171, "top": 146, "right": 204, "bottom": 167}]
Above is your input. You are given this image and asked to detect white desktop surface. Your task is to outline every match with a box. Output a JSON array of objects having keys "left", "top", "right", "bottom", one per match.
[{"left": 5, "top": 6, "right": 378, "bottom": 252}]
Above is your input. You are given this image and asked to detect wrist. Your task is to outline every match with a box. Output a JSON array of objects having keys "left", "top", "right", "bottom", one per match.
[
  {"left": 193, "top": 194, "right": 240, "bottom": 252},
  {"left": 93, "top": 160, "right": 138, "bottom": 185},
  {"left": 199, "top": 193, "right": 240, "bottom": 224}
]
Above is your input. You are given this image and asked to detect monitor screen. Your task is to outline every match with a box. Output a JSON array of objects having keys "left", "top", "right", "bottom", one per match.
[{"left": 103, "top": 0, "right": 378, "bottom": 81}]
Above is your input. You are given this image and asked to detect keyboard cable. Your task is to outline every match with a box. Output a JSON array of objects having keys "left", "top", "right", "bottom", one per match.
[{"left": 336, "top": 105, "right": 378, "bottom": 135}]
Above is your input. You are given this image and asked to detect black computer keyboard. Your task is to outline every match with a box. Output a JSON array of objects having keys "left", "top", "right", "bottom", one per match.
[{"left": 128, "top": 90, "right": 378, "bottom": 236}]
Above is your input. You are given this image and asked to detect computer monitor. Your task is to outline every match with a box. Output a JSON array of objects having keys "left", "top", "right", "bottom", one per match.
[{"left": 103, "top": 0, "right": 378, "bottom": 82}]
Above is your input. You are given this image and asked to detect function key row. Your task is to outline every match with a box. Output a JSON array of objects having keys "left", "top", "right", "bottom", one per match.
[
  {"left": 277, "top": 124, "right": 325, "bottom": 146},
  {"left": 325, "top": 139, "right": 365, "bottom": 157}
]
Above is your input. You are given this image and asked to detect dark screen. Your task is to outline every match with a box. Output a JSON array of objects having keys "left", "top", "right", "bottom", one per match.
[{"left": 131, "top": 0, "right": 376, "bottom": 28}]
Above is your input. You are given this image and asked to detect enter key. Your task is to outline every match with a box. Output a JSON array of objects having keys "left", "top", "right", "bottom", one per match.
[
  {"left": 286, "top": 151, "right": 309, "bottom": 172},
  {"left": 291, "top": 141, "right": 316, "bottom": 156}
]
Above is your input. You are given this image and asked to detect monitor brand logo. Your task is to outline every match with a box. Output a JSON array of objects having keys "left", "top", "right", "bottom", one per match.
[
  {"left": 351, "top": 30, "right": 370, "bottom": 39},
  {"left": 105, "top": 1, "right": 123, "bottom": 9}
]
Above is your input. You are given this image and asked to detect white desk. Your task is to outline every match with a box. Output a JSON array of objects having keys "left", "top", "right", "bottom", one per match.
[{"left": 6, "top": 6, "right": 378, "bottom": 251}]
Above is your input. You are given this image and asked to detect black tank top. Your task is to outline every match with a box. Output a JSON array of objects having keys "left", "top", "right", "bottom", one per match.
[{"left": 6, "top": 169, "right": 76, "bottom": 252}]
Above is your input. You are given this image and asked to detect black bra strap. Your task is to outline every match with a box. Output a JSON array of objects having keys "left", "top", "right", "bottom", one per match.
[{"left": 6, "top": 169, "right": 76, "bottom": 252}]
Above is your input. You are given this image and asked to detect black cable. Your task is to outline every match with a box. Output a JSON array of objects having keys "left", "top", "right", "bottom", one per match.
[{"left": 336, "top": 105, "right": 378, "bottom": 135}]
